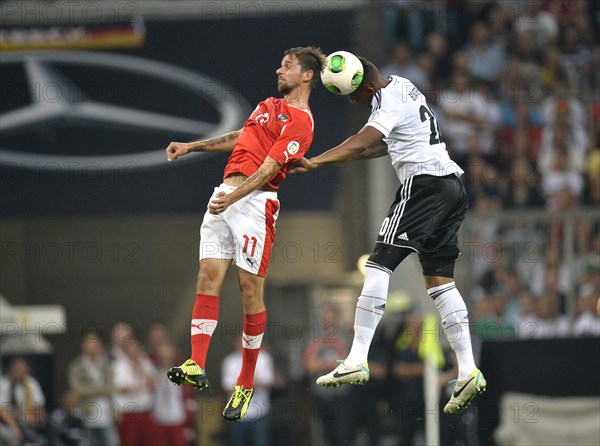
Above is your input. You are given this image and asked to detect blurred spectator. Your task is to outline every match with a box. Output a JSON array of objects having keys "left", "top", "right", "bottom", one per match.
[
  {"left": 0, "top": 372, "right": 22, "bottom": 446},
  {"left": 513, "top": 0, "right": 559, "bottom": 50},
  {"left": 592, "top": 44, "right": 600, "bottom": 90},
  {"left": 500, "top": 132, "right": 543, "bottom": 208},
  {"left": 538, "top": 123, "right": 585, "bottom": 175},
  {"left": 153, "top": 343, "right": 196, "bottom": 446},
  {"left": 499, "top": 269, "right": 522, "bottom": 321},
  {"left": 69, "top": 332, "right": 118, "bottom": 446},
  {"left": 540, "top": 45, "right": 568, "bottom": 92},
  {"left": 110, "top": 322, "right": 135, "bottom": 362},
  {"left": 530, "top": 245, "right": 571, "bottom": 297},
  {"left": 146, "top": 320, "right": 172, "bottom": 365},
  {"left": 479, "top": 248, "right": 511, "bottom": 294},
  {"left": 483, "top": 289, "right": 517, "bottom": 340},
  {"left": 304, "top": 304, "right": 352, "bottom": 446},
  {"left": 453, "top": 0, "right": 500, "bottom": 45},
  {"left": 540, "top": 80, "right": 588, "bottom": 156},
  {"left": 463, "top": 21, "right": 506, "bottom": 82},
  {"left": 578, "top": 232, "right": 600, "bottom": 282},
  {"left": 573, "top": 286, "right": 600, "bottom": 336},
  {"left": 438, "top": 72, "right": 500, "bottom": 163},
  {"left": 560, "top": 24, "right": 594, "bottom": 93},
  {"left": 533, "top": 294, "right": 569, "bottom": 338},
  {"left": 415, "top": 52, "right": 435, "bottom": 97},
  {"left": 584, "top": 131, "right": 600, "bottom": 206},
  {"left": 380, "top": 41, "right": 427, "bottom": 88},
  {"left": 451, "top": 51, "right": 471, "bottom": 76},
  {"left": 382, "top": 0, "right": 440, "bottom": 52},
  {"left": 2, "top": 357, "right": 46, "bottom": 444},
  {"left": 113, "top": 340, "right": 156, "bottom": 446},
  {"left": 499, "top": 93, "right": 543, "bottom": 157},
  {"left": 515, "top": 291, "right": 538, "bottom": 340},
  {"left": 510, "top": 29, "right": 543, "bottom": 66},
  {"left": 464, "top": 154, "right": 501, "bottom": 207},
  {"left": 541, "top": 148, "right": 584, "bottom": 211},
  {"left": 424, "top": 31, "right": 452, "bottom": 85},
  {"left": 47, "top": 390, "right": 86, "bottom": 446},
  {"left": 221, "top": 340, "right": 274, "bottom": 446}
]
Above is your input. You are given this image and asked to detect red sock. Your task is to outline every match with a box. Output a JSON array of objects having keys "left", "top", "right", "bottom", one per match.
[
  {"left": 190, "top": 294, "right": 219, "bottom": 369},
  {"left": 236, "top": 310, "right": 267, "bottom": 389}
]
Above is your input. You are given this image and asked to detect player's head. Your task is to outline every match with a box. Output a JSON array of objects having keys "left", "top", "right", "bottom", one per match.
[
  {"left": 348, "top": 56, "right": 384, "bottom": 107},
  {"left": 277, "top": 46, "right": 327, "bottom": 94}
]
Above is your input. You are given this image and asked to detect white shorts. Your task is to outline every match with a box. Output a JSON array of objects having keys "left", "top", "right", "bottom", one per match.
[{"left": 199, "top": 184, "right": 280, "bottom": 277}]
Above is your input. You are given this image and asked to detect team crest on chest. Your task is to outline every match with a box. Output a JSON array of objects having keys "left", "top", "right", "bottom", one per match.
[{"left": 277, "top": 113, "right": 290, "bottom": 122}]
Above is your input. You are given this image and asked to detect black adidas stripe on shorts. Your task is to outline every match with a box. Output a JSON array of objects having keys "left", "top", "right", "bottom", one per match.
[{"left": 376, "top": 174, "right": 467, "bottom": 259}]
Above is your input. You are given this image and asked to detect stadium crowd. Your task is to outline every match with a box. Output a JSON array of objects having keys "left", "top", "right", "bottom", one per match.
[
  {"left": 1, "top": 322, "right": 199, "bottom": 446},
  {"left": 380, "top": 0, "right": 599, "bottom": 341}
]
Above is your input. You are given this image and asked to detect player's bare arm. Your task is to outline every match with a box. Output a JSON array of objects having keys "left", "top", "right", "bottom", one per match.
[
  {"left": 166, "top": 129, "right": 243, "bottom": 161},
  {"left": 308, "top": 126, "right": 385, "bottom": 168},
  {"left": 290, "top": 139, "right": 387, "bottom": 174},
  {"left": 354, "top": 140, "right": 389, "bottom": 160},
  {"left": 208, "top": 156, "right": 282, "bottom": 215}
]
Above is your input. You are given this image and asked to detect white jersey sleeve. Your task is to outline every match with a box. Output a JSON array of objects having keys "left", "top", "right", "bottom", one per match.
[{"left": 365, "top": 76, "right": 463, "bottom": 183}]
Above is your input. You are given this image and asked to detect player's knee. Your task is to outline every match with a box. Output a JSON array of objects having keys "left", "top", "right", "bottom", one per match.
[{"left": 419, "top": 255, "right": 456, "bottom": 280}]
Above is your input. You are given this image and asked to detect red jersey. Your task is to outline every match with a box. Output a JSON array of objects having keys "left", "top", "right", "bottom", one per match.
[{"left": 223, "top": 97, "right": 314, "bottom": 190}]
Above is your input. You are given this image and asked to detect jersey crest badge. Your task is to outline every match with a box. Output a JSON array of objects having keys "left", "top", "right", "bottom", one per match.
[{"left": 277, "top": 113, "right": 290, "bottom": 122}]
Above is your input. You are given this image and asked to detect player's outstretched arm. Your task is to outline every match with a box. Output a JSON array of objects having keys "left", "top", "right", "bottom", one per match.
[
  {"left": 166, "top": 129, "right": 243, "bottom": 161},
  {"left": 310, "top": 126, "right": 384, "bottom": 167},
  {"left": 354, "top": 140, "right": 389, "bottom": 160},
  {"left": 208, "top": 156, "right": 282, "bottom": 215}
]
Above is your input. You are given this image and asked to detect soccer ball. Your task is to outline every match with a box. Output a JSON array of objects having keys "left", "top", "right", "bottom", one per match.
[{"left": 321, "top": 51, "right": 364, "bottom": 95}]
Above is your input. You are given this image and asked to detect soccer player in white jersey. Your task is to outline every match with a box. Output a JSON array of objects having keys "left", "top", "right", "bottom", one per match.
[{"left": 296, "top": 56, "right": 486, "bottom": 414}]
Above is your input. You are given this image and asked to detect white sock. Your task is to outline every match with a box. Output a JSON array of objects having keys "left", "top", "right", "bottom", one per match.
[
  {"left": 428, "top": 282, "right": 477, "bottom": 379},
  {"left": 345, "top": 263, "right": 391, "bottom": 365}
]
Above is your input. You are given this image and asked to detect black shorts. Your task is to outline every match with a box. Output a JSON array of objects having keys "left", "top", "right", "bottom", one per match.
[{"left": 376, "top": 174, "right": 467, "bottom": 260}]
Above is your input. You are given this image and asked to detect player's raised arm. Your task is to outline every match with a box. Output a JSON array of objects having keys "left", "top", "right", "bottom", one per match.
[
  {"left": 166, "top": 129, "right": 244, "bottom": 161},
  {"left": 309, "top": 125, "right": 385, "bottom": 168}
]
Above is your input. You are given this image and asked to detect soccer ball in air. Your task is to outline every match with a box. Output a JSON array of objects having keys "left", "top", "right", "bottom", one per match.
[{"left": 321, "top": 51, "right": 364, "bottom": 95}]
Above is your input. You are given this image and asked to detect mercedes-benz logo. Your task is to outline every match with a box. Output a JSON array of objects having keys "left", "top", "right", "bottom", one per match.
[{"left": 1, "top": 51, "right": 250, "bottom": 170}]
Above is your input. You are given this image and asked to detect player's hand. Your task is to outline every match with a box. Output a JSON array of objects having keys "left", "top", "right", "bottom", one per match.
[
  {"left": 208, "top": 191, "right": 233, "bottom": 215},
  {"left": 288, "top": 157, "right": 317, "bottom": 174},
  {"left": 166, "top": 142, "right": 191, "bottom": 161}
]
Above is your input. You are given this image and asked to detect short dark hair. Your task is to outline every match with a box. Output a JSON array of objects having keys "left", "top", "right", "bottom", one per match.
[
  {"left": 284, "top": 46, "right": 327, "bottom": 89},
  {"left": 357, "top": 56, "right": 379, "bottom": 86}
]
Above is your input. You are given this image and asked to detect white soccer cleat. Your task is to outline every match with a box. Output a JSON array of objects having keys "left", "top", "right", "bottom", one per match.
[
  {"left": 444, "top": 369, "right": 487, "bottom": 414},
  {"left": 316, "top": 360, "right": 370, "bottom": 387}
]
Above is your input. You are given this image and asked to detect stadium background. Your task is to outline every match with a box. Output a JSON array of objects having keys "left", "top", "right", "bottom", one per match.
[{"left": 1, "top": 1, "right": 598, "bottom": 446}]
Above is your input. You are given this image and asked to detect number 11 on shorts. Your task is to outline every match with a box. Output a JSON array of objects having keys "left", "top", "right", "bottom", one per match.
[{"left": 242, "top": 235, "right": 257, "bottom": 257}]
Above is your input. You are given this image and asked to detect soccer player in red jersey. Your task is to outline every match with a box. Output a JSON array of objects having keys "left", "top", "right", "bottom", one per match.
[{"left": 164, "top": 47, "right": 326, "bottom": 421}]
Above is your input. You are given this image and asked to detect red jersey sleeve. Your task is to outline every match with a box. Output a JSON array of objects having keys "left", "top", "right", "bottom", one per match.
[{"left": 267, "top": 117, "right": 313, "bottom": 167}]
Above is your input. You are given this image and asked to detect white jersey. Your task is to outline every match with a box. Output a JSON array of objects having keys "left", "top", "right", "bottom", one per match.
[{"left": 365, "top": 75, "right": 463, "bottom": 183}]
